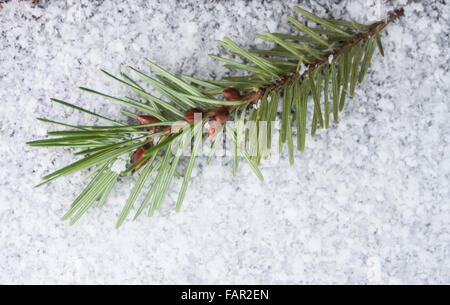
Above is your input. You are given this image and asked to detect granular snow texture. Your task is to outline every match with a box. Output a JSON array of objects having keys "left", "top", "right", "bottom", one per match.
[{"left": 0, "top": 0, "right": 449, "bottom": 284}]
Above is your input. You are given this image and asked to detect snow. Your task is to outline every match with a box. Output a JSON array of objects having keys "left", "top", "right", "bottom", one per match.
[
  {"left": 0, "top": 0, "right": 449, "bottom": 284},
  {"left": 111, "top": 156, "right": 128, "bottom": 174}
]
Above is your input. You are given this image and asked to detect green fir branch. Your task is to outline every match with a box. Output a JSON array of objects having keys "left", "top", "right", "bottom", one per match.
[{"left": 28, "top": 7, "right": 405, "bottom": 227}]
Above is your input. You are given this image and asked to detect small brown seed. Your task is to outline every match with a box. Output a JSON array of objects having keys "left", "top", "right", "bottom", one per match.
[
  {"left": 222, "top": 88, "right": 241, "bottom": 101},
  {"left": 184, "top": 108, "right": 202, "bottom": 123},
  {"left": 137, "top": 115, "right": 160, "bottom": 130},
  {"left": 132, "top": 147, "right": 149, "bottom": 171},
  {"left": 208, "top": 126, "right": 216, "bottom": 139},
  {"left": 208, "top": 121, "right": 222, "bottom": 139},
  {"left": 241, "top": 88, "right": 264, "bottom": 102},
  {"left": 214, "top": 107, "right": 230, "bottom": 123}
]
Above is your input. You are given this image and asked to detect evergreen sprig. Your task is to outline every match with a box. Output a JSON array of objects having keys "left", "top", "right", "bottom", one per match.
[{"left": 27, "top": 7, "right": 404, "bottom": 227}]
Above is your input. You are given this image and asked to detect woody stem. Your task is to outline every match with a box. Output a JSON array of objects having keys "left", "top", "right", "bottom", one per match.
[{"left": 156, "top": 8, "right": 404, "bottom": 138}]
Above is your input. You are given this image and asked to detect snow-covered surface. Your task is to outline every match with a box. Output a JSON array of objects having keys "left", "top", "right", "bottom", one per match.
[{"left": 0, "top": 0, "right": 449, "bottom": 284}]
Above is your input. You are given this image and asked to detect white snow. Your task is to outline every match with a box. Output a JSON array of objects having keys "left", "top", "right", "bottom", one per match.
[
  {"left": 111, "top": 156, "right": 128, "bottom": 174},
  {"left": 328, "top": 54, "right": 334, "bottom": 65},
  {"left": 0, "top": 0, "right": 449, "bottom": 285}
]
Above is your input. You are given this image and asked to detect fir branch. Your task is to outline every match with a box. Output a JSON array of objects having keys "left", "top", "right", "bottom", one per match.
[
  {"left": 204, "top": 8, "right": 404, "bottom": 119},
  {"left": 28, "top": 6, "right": 405, "bottom": 227},
  {"left": 158, "top": 8, "right": 404, "bottom": 138}
]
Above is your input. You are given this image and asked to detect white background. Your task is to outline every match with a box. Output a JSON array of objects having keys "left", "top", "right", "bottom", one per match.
[{"left": 0, "top": 0, "right": 449, "bottom": 284}]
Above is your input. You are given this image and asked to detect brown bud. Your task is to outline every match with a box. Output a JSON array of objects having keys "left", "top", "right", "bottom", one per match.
[
  {"left": 184, "top": 108, "right": 202, "bottom": 123},
  {"left": 214, "top": 107, "right": 230, "bottom": 123},
  {"left": 137, "top": 115, "right": 160, "bottom": 131},
  {"left": 242, "top": 88, "right": 264, "bottom": 102},
  {"left": 208, "top": 121, "right": 222, "bottom": 139},
  {"left": 255, "top": 88, "right": 264, "bottom": 100},
  {"left": 222, "top": 88, "right": 241, "bottom": 101},
  {"left": 132, "top": 147, "right": 149, "bottom": 171},
  {"left": 143, "top": 141, "right": 153, "bottom": 150}
]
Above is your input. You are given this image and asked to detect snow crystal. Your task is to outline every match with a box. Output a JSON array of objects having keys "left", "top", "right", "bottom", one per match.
[
  {"left": 111, "top": 156, "right": 128, "bottom": 174},
  {"left": 299, "top": 62, "right": 307, "bottom": 74},
  {"left": 328, "top": 54, "right": 334, "bottom": 64}
]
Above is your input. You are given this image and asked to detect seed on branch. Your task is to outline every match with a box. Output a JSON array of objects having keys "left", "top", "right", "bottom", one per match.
[
  {"left": 208, "top": 120, "right": 222, "bottom": 139},
  {"left": 214, "top": 107, "right": 230, "bottom": 123},
  {"left": 222, "top": 88, "right": 241, "bottom": 101},
  {"left": 242, "top": 88, "right": 264, "bottom": 102},
  {"left": 132, "top": 147, "right": 149, "bottom": 171},
  {"left": 137, "top": 115, "right": 160, "bottom": 131},
  {"left": 184, "top": 108, "right": 202, "bottom": 123}
]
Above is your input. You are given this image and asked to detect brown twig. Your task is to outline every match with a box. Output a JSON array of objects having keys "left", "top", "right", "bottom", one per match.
[
  {"left": 262, "top": 8, "right": 405, "bottom": 94},
  {"left": 146, "top": 8, "right": 404, "bottom": 141},
  {"left": 223, "top": 8, "right": 404, "bottom": 112}
]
